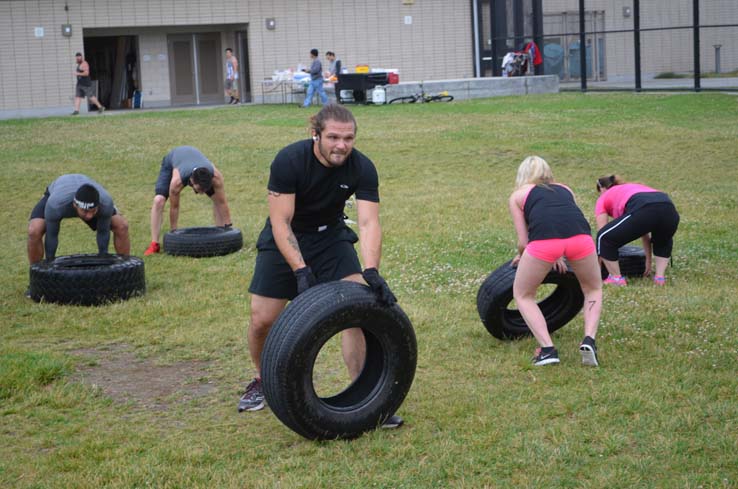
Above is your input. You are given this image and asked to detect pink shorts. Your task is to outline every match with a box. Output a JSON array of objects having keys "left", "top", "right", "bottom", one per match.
[{"left": 525, "top": 234, "right": 595, "bottom": 263}]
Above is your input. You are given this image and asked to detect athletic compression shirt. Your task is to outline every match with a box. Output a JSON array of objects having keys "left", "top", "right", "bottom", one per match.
[
  {"left": 44, "top": 174, "right": 115, "bottom": 260},
  {"left": 164, "top": 146, "right": 214, "bottom": 187},
  {"left": 523, "top": 184, "right": 591, "bottom": 241},
  {"left": 268, "top": 139, "right": 379, "bottom": 232},
  {"left": 595, "top": 183, "right": 665, "bottom": 219}
]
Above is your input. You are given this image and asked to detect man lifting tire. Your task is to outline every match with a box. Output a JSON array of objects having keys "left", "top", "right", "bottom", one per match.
[
  {"left": 238, "top": 104, "right": 402, "bottom": 429},
  {"left": 144, "top": 146, "right": 232, "bottom": 256}
]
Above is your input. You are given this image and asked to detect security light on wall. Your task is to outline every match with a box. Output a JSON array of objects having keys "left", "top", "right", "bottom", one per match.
[
  {"left": 623, "top": 6, "right": 632, "bottom": 17},
  {"left": 62, "top": 24, "right": 72, "bottom": 37},
  {"left": 265, "top": 18, "right": 276, "bottom": 30}
]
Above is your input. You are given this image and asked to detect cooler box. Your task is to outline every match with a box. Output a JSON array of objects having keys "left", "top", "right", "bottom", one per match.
[
  {"left": 355, "top": 64, "right": 370, "bottom": 73},
  {"left": 388, "top": 72, "right": 399, "bottom": 84}
]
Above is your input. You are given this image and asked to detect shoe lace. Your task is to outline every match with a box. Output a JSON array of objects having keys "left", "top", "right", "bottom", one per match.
[{"left": 244, "top": 378, "right": 262, "bottom": 398}]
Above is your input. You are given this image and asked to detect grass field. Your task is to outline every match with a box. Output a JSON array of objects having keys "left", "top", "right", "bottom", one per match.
[{"left": 1, "top": 93, "right": 737, "bottom": 488}]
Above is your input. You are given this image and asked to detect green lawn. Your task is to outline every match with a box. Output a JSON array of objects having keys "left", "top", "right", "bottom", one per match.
[{"left": 1, "top": 93, "right": 737, "bottom": 488}]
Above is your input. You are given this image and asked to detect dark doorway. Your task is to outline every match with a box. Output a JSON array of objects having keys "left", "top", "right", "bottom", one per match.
[
  {"left": 476, "top": 0, "right": 541, "bottom": 77},
  {"left": 168, "top": 33, "right": 223, "bottom": 106},
  {"left": 83, "top": 36, "right": 139, "bottom": 109},
  {"left": 235, "top": 29, "right": 252, "bottom": 103}
]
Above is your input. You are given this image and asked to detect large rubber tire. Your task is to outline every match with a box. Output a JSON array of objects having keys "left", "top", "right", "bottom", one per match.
[
  {"left": 261, "top": 281, "right": 417, "bottom": 440},
  {"left": 600, "top": 245, "right": 646, "bottom": 279},
  {"left": 476, "top": 260, "right": 584, "bottom": 340},
  {"left": 29, "top": 254, "right": 146, "bottom": 306},
  {"left": 388, "top": 96, "right": 417, "bottom": 104},
  {"left": 163, "top": 226, "right": 243, "bottom": 257}
]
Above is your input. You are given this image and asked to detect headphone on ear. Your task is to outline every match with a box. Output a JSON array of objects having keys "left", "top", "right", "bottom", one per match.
[{"left": 312, "top": 136, "right": 318, "bottom": 141}]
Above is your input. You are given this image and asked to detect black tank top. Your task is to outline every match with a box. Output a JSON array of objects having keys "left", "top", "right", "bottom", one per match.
[
  {"left": 76, "top": 64, "right": 91, "bottom": 86},
  {"left": 524, "top": 184, "right": 591, "bottom": 241}
]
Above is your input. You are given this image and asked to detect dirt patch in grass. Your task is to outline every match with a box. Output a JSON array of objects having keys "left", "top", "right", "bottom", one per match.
[{"left": 69, "top": 344, "right": 215, "bottom": 411}]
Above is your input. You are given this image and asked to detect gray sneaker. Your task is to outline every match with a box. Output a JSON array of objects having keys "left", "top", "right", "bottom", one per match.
[
  {"left": 237, "top": 378, "right": 264, "bottom": 412},
  {"left": 580, "top": 336, "right": 599, "bottom": 367},
  {"left": 381, "top": 414, "right": 404, "bottom": 429}
]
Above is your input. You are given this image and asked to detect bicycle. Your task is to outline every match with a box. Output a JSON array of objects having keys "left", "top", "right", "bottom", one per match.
[{"left": 388, "top": 82, "right": 454, "bottom": 104}]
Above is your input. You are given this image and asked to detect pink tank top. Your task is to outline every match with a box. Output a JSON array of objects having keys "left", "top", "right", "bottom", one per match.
[{"left": 595, "top": 183, "right": 658, "bottom": 219}]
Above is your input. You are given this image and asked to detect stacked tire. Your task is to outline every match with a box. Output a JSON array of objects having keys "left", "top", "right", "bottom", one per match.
[{"left": 29, "top": 254, "right": 146, "bottom": 306}]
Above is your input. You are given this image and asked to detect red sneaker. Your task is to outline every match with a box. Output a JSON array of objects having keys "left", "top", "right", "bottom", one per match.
[{"left": 144, "top": 241, "right": 160, "bottom": 256}]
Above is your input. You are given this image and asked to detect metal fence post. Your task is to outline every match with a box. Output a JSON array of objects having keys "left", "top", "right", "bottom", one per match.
[
  {"left": 634, "top": 0, "right": 642, "bottom": 92},
  {"left": 579, "top": 0, "right": 587, "bottom": 91},
  {"left": 693, "top": 0, "right": 701, "bottom": 91},
  {"left": 533, "top": 0, "right": 543, "bottom": 75}
]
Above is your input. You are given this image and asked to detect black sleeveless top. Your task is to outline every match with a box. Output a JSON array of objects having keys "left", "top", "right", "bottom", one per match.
[
  {"left": 524, "top": 184, "right": 591, "bottom": 241},
  {"left": 76, "top": 64, "right": 91, "bottom": 86}
]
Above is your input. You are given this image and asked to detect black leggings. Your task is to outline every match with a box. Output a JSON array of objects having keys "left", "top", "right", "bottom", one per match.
[{"left": 597, "top": 202, "right": 680, "bottom": 261}]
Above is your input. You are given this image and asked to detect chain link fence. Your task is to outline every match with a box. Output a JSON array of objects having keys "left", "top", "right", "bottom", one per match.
[{"left": 477, "top": 0, "right": 738, "bottom": 91}]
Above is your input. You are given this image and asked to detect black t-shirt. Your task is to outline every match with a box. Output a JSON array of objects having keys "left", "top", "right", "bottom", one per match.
[
  {"left": 524, "top": 184, "right": 591, "bottom": 241},
  {"left": 268, "top": 139, "right": 379, "bottom": 231}
]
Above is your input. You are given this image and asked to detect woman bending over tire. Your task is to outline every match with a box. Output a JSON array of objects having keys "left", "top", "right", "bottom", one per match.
[
  {"left": 509, "top": 156, "right": 603, "bottom": 366},
  {"left": 595, "top": 175, "right": 680, "bottom": 286}
]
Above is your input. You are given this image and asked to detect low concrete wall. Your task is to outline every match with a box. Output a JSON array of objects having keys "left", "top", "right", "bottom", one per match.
[{"left": 383, "top": 75, "right": 559, "bottom": 101}]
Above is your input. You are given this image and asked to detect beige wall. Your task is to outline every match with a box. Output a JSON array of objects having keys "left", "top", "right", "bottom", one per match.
[
  {"left": 1, "top": 0, "right": 474, "bottom": 113},
  {"left": 0, "top": 0, "right": 85, "bottom": 111},
  {"left": 2, "top": 0, "right": 736, "bottom": 114}
]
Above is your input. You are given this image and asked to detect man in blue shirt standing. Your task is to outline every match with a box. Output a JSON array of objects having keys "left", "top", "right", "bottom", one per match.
[{"left": 302, "top": 48, "right": 328, "bottom": 108}]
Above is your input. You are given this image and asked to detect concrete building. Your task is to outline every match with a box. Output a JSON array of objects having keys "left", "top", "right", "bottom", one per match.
[{"left": 1, "top": 0, "right": 736, "bottom": 118}]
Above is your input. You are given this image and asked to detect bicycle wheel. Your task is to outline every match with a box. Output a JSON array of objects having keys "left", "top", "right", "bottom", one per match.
[
  {"left": 388, "top": 96, "right": 417, "bottom": 104},
  {"left": 429, "top": 95, "right": 454, "bottom": 102}
]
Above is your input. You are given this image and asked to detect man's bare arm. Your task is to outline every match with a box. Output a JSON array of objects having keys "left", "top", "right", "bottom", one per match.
[{"left": 269, "top": 191, "right": 305, "bottom": 271}]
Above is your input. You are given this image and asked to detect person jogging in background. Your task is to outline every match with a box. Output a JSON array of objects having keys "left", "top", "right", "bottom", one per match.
[
  {"left": 508, "top": 156, "right": 603, "bottom": 366},
  {"left": 595, "top": 175, "right": 680, "bottom": 286},
  {"left": 27, "top": 174, "right": 130, "bottom": 265},
  {"left": 237, "top": 104, "right": 402, "bottom": 428},
  {"left": 144, "top": 146, "right": 232, "bottom": 256}
]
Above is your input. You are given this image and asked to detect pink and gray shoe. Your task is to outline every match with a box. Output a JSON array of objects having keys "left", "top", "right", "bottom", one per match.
[{"left": 603, "top": 274, "right": 627, "bottom": 286}]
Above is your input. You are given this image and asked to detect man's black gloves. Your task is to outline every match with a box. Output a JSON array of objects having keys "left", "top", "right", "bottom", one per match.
[
  {"left": 295, "top": 266, "right": 317, "bottom": 295},
  {"left": 362, "top": 268, "right": 397, "bottom": 306}
]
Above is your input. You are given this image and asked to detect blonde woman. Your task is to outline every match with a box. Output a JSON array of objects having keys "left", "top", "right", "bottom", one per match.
[{"left": 509, "top": 156, "right": 603, "bottom": 366}]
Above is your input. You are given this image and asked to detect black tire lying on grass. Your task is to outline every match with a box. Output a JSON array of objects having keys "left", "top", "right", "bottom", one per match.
[
  {"left": 476, "top": 260, "right": 584, "bottom": 340},
  {"left": 600, "top": 245, "right": 646, "bottom": 279},
  {"left": 29, "top": 254, "right": 145, "bottom": 306},
  {"left": 163, "top": 226, "right": 243, "bottom": 257},
  {"left": 261, "top": 281, "right": 417, "bottom": 440}
]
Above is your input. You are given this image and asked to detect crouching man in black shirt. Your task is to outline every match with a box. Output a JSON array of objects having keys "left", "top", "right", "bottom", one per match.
[{"left": 238, "top": 104, "right": 402, "bottom": 428}]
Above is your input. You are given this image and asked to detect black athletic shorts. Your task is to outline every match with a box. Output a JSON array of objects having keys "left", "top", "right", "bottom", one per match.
[
  {"left": 155, "top": 158, "right": 215, "bottom": 197},
  {"left": 248, "top": 219, "right": 361, "bottom": 300},
  {"left": 154, "top": 158, "right": 174, "bottom": 197},
  {"left": 29, "top": 188, "right": 51, "bottom": 220},
  {"left": 30, "top": 187, "right": 117, "bottom": 230}
]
